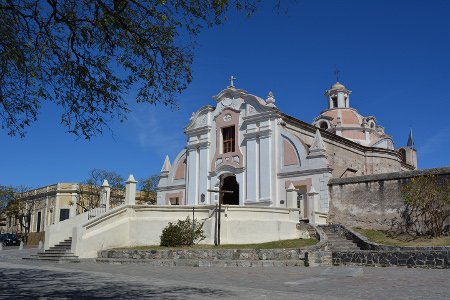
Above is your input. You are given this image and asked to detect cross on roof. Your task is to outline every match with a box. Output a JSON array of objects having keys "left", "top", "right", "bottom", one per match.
[
  {"left": 229, "top": 76, "right": 236, "bottom": 88},
  {"left": 334, "top": 67, "right": 340, "bottom": 82}
]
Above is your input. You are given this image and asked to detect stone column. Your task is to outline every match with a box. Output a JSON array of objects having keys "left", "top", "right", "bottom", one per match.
[
  {"left": 101, "top": 179, "right": 111, "bottom": 211},
  {"left": 307, "top": 186, "right": 319, "bottom": 224},
  {"left": 125, "top": 175, "right": 137, "bottom": 206},
  {"left": 286, "top": 183, "right": 299, "bottom": 221},
  {"left": 298, "top": 194, "right": 305, "bottom": 219},
  {"left": 286, "top": 183, "right": 297, "bottom": 209}
]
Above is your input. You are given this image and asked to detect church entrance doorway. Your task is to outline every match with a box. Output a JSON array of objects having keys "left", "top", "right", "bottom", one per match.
[{"left": 221, "top": 175, "right": 239, "bottom": 205}]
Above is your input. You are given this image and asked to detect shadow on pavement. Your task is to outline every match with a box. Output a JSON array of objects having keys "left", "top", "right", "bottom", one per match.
[{"left": 0, "top": 266, "right": 233, "bottom": 299}]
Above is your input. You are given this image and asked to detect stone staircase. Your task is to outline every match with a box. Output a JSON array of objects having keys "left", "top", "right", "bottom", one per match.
[
  {"left": 24, "top": 237, "right": 80, "bottom": 263},
  {"left": 321, "top": 226, "right": 361, "bottom": 251}
]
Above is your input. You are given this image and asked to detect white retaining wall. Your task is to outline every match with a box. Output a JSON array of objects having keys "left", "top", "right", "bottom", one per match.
[
  {"left": 69, "top": 205, "right": 301, "bottom": 258},
  {"left": 44, "top": 211, "right": 89, "bottom": 249}
]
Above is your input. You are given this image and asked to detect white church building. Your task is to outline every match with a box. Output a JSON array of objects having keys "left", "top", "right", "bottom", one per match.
[
  {"left": 36, "top": 78, "right": 419, "bottom": 258},
  {"left": 157, "top": 79, "right": 417, "bottom": 223}
]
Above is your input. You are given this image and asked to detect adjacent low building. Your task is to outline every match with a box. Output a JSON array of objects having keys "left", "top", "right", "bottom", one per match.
[{"left": 3, "top": 182, "right": 154, "bottom": 244}]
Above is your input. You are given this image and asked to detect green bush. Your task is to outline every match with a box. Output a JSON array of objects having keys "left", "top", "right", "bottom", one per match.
[{"left": 160, "top": 217, "right": 206, "bottom": 247}]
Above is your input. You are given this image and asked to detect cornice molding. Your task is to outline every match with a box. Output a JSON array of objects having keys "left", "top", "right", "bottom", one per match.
[
  {"left": 242, "top": 111, "right": 277, "bottom": 124},
  {"left": 156, "top": 184, "right": 186, "bottom": 192},
  {"left": 243, "top": 128, "right": 272, "bottom": 140},
  {"left": 277, "top": 167, "right": 333, "bottom": 178},
  {"left": 186, "top": 141, "right": 210, "bottom": 150}
]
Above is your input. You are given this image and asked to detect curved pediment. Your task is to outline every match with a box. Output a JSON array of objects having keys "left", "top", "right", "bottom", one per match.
[
  {"left": 212, "top": 87, "right": 248, "bottom": 103},
  {"left": 212, "top": 87, "right": 273, "bottom": 117},
  {"left": 185, "top": 105, "right": 214, "bottom": 131}
]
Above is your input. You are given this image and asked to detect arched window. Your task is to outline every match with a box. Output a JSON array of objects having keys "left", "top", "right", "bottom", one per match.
[{"left": 320, "top": 121, "right": 329, "bottom": 130}]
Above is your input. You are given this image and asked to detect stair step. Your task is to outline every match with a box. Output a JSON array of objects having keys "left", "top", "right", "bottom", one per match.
[
  {"left": 328, "top": 241, "right": 359, "bottom": 245},
  {"left": 25, "top": 236, "right": 77, "bottom": 262},
  {"left": 43, "top": 249, "right": 71, "bottom": 253},
  {"left": 23, "top": 257, "right": 80, "bottom": 263},
  {"left": 31, "top": 254, "right": 79, "bottom": 258},
  {"left": 330, "top": 247, "right": 361, "bottom": 250},
  {"left": 37, "top": 251, "right": 70, "bottom": 255},
  {"left": 327, "top": 238, "right": 352, "bottom": 241}
]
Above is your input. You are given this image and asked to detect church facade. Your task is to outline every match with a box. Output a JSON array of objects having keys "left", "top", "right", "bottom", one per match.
[{"left": 157, "top": 80, "right": 417, "bottom": 223}]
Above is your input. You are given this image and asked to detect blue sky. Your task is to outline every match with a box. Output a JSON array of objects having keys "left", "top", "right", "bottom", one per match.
[{"left": 1, "top": 0, "right": 449, "bottom": 188}]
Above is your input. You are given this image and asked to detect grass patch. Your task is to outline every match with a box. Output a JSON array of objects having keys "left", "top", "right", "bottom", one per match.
[
  {"left": 353, "top": 227, "right": 450, "bottom": 246},
  {"left": 116, "top": 238, "right": 318, "bottom": 251}
]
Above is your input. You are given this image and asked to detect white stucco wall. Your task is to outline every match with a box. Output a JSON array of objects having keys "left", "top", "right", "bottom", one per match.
[{"left": 70, "top": 205, "right": 301, "bottom": 258}]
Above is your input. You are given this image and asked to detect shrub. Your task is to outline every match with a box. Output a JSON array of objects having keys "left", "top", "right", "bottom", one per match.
[
  {"left": 396, "top": 173, "right": 450, "bottom": 237},
  {"left": 160, "top": 217, "right": 206, "bottom": 247}
]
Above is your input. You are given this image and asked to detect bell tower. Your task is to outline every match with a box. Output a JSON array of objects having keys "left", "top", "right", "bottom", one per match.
[{"left": 324, "top": 82, "right": 351, "bottom": 109}]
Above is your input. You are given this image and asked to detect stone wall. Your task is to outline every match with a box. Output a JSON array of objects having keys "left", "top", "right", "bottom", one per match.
[
  {"left": 333, "top": 250, "right": 450, "bottom": 269},
  {"left": 328, "top": 167, "right": 450, "bottom": 230},
  {"left": 322, "top": 224, "right": 450, "bottom": 269},
  {"left": 98, "top": 248, "right": 308, "bottom": 261}
]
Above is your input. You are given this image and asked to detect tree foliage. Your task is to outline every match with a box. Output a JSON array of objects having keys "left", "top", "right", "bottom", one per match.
[
  {"left": 397, "top": 173, "right": 450, "bottom": 237},
  {"left": 0, "top": 0, "right": 260, "bottom": 138},
  {"left": 139, "top": 174, "right": 159, "bottom": 204},
  {"left": 0, "top": 185, "right": 35, "bottom": 242},
  {"left": 75, "top": 168, "right": 125, "bottom": 211},
  {"left": 0, "top": 185, "right": 14, "bottom": 215},
  {"left": 160, "top": 216, "right": 205, "bottom": 247}
]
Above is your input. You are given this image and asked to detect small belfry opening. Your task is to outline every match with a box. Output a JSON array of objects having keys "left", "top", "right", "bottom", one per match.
[
  {"left": 331, "top": 96, "right": 338, "bottom": 108},
  {"left": 221, "top": 175, "right": 239, "bottom": 205}
]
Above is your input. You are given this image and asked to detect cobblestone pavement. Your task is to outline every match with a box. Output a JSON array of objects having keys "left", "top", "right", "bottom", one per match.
[{"left": 1, "top": 249, "right": 449, "bottom": 299}]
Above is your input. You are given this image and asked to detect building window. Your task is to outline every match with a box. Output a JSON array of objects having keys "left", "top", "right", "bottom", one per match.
[
  {"left": 170, "top": 197, "right": 179, "bottom": 205},
  {"left": 222, "top": 126, "right": 235, "bottom": 153},
  {"left": 36, "top": 211, "right": 41, "bottom": 232},
  {"left": 59, "top": 209, "right": 70, "bottom": 222}
]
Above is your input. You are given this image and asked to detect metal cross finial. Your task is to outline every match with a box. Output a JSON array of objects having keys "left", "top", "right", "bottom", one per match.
[
  {"left": 334, "top": 67, "right": 340, "bottom": 82},
  {"left": 229, "top": 76, "right": 236, "bottom": 88}
]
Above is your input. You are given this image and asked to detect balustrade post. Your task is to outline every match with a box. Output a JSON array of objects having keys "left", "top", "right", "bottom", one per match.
[
  {"left": 125, "top": 175, "right": 137, "bottom": 206},
  {"left": 101, "top": 179, "right": 111, "bottom": 211}
]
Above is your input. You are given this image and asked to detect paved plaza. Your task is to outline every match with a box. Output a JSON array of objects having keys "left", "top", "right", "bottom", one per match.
[{"left": 0, "top": 248, "right": 449, "bottom": 299}]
